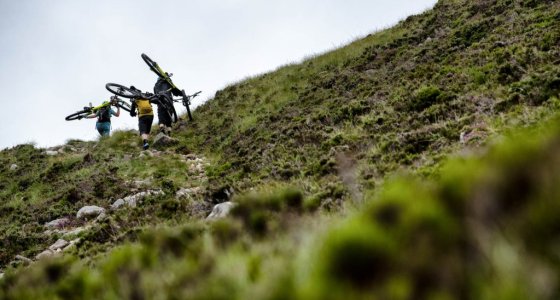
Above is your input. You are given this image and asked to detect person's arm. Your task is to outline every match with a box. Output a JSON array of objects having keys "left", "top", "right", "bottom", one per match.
[
  {"left": 130, "top": 100, "right": 137, "bottom": 117},
  {"left": 85, "top": 113, "right": 96, "bottom": 119},
  {"left": 113, "top": 106, "right": 121, "bottom": 117}
]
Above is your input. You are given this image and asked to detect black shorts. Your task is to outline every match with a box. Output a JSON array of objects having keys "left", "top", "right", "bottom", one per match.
[{"left": 138, "top": 115, "right": 154, "bottom": 135}]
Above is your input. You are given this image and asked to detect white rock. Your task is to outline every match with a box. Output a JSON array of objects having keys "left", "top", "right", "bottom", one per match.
[
  {"left": 15, "top": 255, "right": 32, "bottom": 264},
  {"left": 111, "top": 190, "right": 164, "bottom": 209},
  {"left": 95, "top": 212, "right": 107, "bottom": 222},
  {"left": 35, "top": 249, "right": 56, "bottom": 260},
  {"left": 45, "top": 217, "right": 70, "bottom": 229},
  {"left": 0, "top": 273, "right": 3, "bottom": 279},
  {"left": 206, "top": 202, "right": 236, "bottom": 220},
  {"left": 9, "top": 164, "right": 18, "bottom": 171},
  {"left": 62, "top": 239, "right": 81, "bottom": 252},
  {"left": 63, "top": 226, "right": 87, "bottom": 237},
  {"left": 111, "top": 199, "right": 125, "bottom": 209},
  {"left": 45, "top": 150, "right": 58, "bottom": 156},
  {"left": 49, "top": 239, "right": 69, "bottom": 251},
  {"left": 76, "top": 206, "right": 105, "bottom": 219},
  {"left": 176, "top": 187, "right": 202, "bottom": 198}
]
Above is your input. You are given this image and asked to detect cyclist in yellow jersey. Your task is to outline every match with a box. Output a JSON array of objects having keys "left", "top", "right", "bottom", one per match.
[{"left": 129, "top": 87, "right": 154, "bottom": 150}]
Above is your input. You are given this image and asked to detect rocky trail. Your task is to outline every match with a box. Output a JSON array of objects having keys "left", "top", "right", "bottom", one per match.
[{"left": 1, "top": 141, "right": 236, "bottom": 276}]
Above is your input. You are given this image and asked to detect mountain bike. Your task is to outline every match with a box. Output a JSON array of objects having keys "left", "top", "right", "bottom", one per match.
[
  {"left": 65, "top": 98, "right": 131, "bottom": 121},
  {"left": 105, "top": 83, "right": 178, "bottom": 123},
  {"left": 141, "top": 53, "right": 199, "bottom": 121}
]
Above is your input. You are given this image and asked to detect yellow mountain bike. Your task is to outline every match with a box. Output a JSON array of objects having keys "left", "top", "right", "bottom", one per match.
[
  {"left": 141, "top": 53, "right": 199, "bottom": 121},
  {"left": 65, "top": 97, "right": 131, "bottom": 121}
]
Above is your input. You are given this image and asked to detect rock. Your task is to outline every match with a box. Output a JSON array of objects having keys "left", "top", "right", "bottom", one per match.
[
  {"left": 35, "top": 249, "right": 57, "bottom": 260},
  {"left": 76, "top": 206, "right": 105, "bottom": 220},
  {"left": 111, "top": 190, "right": 164, "bottom": 209},
  {"left": 49, "top": 239, "right": 69, "bottom": 251},
  {"left": 95, "top": 212, "right": 107, "bottom": 222},
  {"left": 0, "top": 273, "right": 3, "bottom": 279},
  {"left": 63, "top": 238, "right": 81, "bottom": 252},
  {"left": 9, "top": 164, "right": 18, "bottom": 171},
  {"left": 206, "top": 202, "right": 236, "bottom": 220},
  {"left": 132, "top": 179, "right": 152, "bottom": 188},
  {"left": 45, "top": 217, "right": 70, "bottom": 229},
  {"left": 45, "top": 150, "right": 58, "bottom": 156},
  {"left": 62, "top": 227, "right": 88, "bottom": 239},
  {"left": 15, "top": 255, "right": 32, "bottom": 265},
  {"left": 494, "top": 41, "right": 507, "bottom": 47},
  {"left": 111, "top": 199, "right": 126, "bottom": 209},
  {"left": 184, "top": 154, "right": 197, "bottom": 160},
  {"left": 176, "top": 187, "right": 202, "bottom": 198},
  {"left": 153, "top": 133, "right": 179, "bottom": 148}
]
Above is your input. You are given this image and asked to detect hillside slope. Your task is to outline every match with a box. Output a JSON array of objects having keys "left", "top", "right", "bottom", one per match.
[
  {"left": 179, "top": 0, "right": 559, "bottom": 196},
  {"left": 1, "top": 0, "right": 560, "bottom": 299}
]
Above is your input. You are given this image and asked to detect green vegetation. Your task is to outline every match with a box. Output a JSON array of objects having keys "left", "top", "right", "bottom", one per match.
[{"left": 1, "top": 0, "right": 560, "bottom": 298}]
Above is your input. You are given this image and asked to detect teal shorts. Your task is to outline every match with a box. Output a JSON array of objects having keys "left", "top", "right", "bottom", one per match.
[{"left": 96, "top": 122, "right": 111, "bottom": 136}]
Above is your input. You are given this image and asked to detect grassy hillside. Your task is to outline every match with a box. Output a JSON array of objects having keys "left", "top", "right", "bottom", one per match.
[
  {"left": 179, "top": 0, "right": 560, "bottom": 194},
  {"left": 1, "top": 0, "right": 560, "bottom": 298}
]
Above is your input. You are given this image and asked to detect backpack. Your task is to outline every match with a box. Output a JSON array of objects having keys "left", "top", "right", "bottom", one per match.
[
  {"left": 98, "top": 107, "right": 111, "bottom": 123},
  {"left": 136, "top": 99, "right": 153, "bottom": 116}
]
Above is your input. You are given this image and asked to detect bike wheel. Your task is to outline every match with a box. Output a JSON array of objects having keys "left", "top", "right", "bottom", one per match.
[
  {"left": 160, "top": 96, "right": 178, "bottom": 123},
  {"left": 116, "top": 100, "right": 132, "bottom": 112},
  {"left": 65, "top": 109, "right": 91, "bottom": 121},
  {"left": 106, "top": 83, "right": 138, "bottom": 99},
  {"left": 180, "top": 90, "right": 194, "bottom": 121},
  {"left": 141, "top": 53, "right": 166, "bottom": 79},
  {"left": 185, "top": 101, "right": 193, "bottom": 121}
]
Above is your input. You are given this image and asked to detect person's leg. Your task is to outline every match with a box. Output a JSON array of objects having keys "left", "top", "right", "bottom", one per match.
[
  {"left": 157, "top": 104, "right": 171, "bottom": 135},
  {"left": 139, "top": 116, "right": 154, "bottom": 150},
  {"left": 96, "top": 122, "right": 110, "bottom": 136}
]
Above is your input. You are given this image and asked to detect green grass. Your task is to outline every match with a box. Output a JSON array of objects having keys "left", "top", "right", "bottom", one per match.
[{"left": 1, "top": 0, "right": 560, "bottom": 298}]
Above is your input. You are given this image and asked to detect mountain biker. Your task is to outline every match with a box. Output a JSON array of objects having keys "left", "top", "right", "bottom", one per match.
[
  {"left": 85, "top": 96, "right": 121, "bottom": 136},
  {"left": 153, "top": 74, "right": 179, "bottom": 136},
  {"left": 129, "top": 86, "right": 154, "bottom": 150}
]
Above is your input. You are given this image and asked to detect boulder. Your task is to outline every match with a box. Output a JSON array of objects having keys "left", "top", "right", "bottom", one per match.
[
  {"left": 35, "top": 249, "right": 57, "bottom": 260},
  {"left": 45, "top": 217, "right": 70, "bottom": 229},
  {"left": 111, "top": 199, "right": 126, "bottom": 209},
  {"left": 62, "top": 227, "right": 88, "bottom": 239},
  {"left": 153, "top": 133, "right": 179, "bottom": 148},
  {"left": 0, "top": 273, "right": 3, "bottom": 279},
  {"left": 15, "top": 255, "right": 32, "bottom": 265},
  {"left": 63, "top": 238, "right": 81, "bottom": 252},
  {"left": 111, "top": 190, "right": 164, "bottom": 209},
  {"left": 9, "top": 164, "right": 18, "bottom": 171},
  {"left": 176, "top": 187, "right": 202, "bottom": 198},
  {"left": 206, "top": 202, "right": 236, "bottom": 220},
  {"left": 48, "top": 239, "right": 69, "bottom": 251},
  {"left": 45, "top": 150, "right": 58, "bottom": 156},
  {"left": 76, "top": 206, "right": 105, "bottom": 220},
  {"left": 95, "top": 212, "right": 108, "bottom": 222}
]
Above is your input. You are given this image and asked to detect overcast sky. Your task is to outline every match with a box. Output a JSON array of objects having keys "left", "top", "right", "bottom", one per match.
[{"left": 0, "top": 0, "right": 436, "bottom": 149}]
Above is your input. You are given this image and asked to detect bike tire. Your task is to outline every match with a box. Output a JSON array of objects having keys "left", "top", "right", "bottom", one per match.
[
  {"left": 141, "top": 53, "right": 166, "bottom": 79},
  {"left": 106, "top": 83, "right": 139, "bottom": 99},
  {"left": 181, "top": 90, "right": 194, "bottom": 121},
  {"left": 116, "top": 100, "right": 132, "bottom": 113},
  {"left": 65, "top": 109, "right": 91, "bottom": 121},
  {"left": 159, "top": 95, "right": 178, "bottom": 124},
  {"left": 185, "top": 101, "right": 193, "bottom": 121}
]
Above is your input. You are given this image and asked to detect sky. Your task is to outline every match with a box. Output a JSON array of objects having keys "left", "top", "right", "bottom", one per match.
[{"left": 0, "top": 0, "right": 437, "bottom": 149}]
